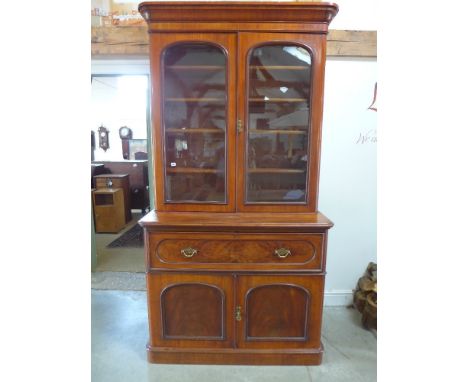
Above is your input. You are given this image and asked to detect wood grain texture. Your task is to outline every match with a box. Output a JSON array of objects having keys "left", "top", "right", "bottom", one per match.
[
  {"left": 92, "top": 188, "right": 126, "bottom": 233},
  {"left": 161, "top": 283, "right": 224, "bottom": 339},
  {"left": 237, "top": 274, "right": 324, "bottom": 349},
  {"left": 94, "top": 174, "right": 131, "bottom": 222},
  {"left": 147, "top": 232, "right": 324, "bottom": 271},
  {"left": 140, "top": 1, "right": 336, "bottom": 365},
  {"left": 245, "top": 284, "right": 309, "bottom": 339},
  {"left": 327, "top": 29, "right": 377, "bottom": 57},
  {"left": 147, "top": 272, "right": 234, "bottom": 349},
  {"left": 92, "top": 27, "right": 376, "bottom": 58},
  {"left": 147, "top": 345, "right": 323, "bottom": 365},
  {"left": 139, "top": 1, "right": 339, "bottom": 24},
  {"left": 139, "top": 210, "right": 333, "bottom": 232}
]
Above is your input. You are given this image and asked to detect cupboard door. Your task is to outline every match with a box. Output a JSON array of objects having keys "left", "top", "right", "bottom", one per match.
[
  {"left": 149, "top": 33, "right": 237, "bottom": 212},
  {"left": 236, "top": 275, "right": 324, "bottom": 349},
  {"left": 147, "top": 273, "right": 234, "bottom": 349},
  {"left": 237, "top": 33, "right": 326, "bottom": 212}
]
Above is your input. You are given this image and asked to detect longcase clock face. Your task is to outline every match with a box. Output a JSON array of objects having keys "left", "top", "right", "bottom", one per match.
[{"left": 119, "top": 126, "right": 133, "bottom": 139}]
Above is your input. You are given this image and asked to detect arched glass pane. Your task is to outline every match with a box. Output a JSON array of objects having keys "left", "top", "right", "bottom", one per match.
[
  {"left": 246, "top": 45, "right": 312, "bottom": 203},
  {"left": 162, "top": 43, "right": 227, "bottom": 203}
]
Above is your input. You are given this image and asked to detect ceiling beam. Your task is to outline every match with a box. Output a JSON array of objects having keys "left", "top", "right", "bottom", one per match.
[{"left": 91, "top": 27, "right": 376, "bottom": 58}]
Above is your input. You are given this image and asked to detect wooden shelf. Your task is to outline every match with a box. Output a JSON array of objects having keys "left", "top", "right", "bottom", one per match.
[
  {"left": 249, "top": 129, "right": 307, "bottom": 135},
  {"left": 166, "top": 128, "right": 225, "bottom": 134},
  {"left": 248, "top": 168, "right": 306, "bottom": 174},
  {"left": 166, "top": 65, "right": 225, "bottom": 71},
  {"left": 167, "top": 167, "right": 222, "bottom": 174},
  {"left": 250, "top": 65, "right": 309, "bottom": 70},
  {"left": 166, "top": 98, "right": 225, "bottom": 103},
  {"left": 249, "top": 98, "right": 307, "bottom": 103}
]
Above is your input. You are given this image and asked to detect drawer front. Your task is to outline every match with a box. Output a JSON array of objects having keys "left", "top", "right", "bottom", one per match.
[
  {"left": 95, "top": 178, "right": 127, "bottom": 188},
  {"left": 147, "top": 233, "right": 324, "bottom": 271}
]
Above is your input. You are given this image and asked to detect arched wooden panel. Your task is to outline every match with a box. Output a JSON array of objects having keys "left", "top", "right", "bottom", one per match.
[
  {"left": 161, "top": 282, "right": 225, "bottom": 339},
  {"left": 245, "top": 284, "right": 309, "bottom": 340}
]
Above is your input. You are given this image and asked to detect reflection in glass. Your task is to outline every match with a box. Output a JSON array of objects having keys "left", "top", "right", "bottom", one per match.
[
  {"left": 246, "top": 45, "right": 312, "bottom": 203},
  {"left": 163, "top": 43, "right": 227, "bottom": 203}
]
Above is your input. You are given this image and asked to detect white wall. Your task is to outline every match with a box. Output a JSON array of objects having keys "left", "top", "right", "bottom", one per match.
[
  {"left": 328, "top": 0, "right": 377, "bottom": 30},
  {"left": 91, "top": 60, "right": 150, "bottom": 161},
  {"left": 320, "top": 57, "right": 377, "bottom": 305},
  {"left": 91, "top": 75, "right": 148, "bottom": 161}
]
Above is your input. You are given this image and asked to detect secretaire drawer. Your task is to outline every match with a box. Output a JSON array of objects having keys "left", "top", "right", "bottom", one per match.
[{"left": 146, "top": 233, "right": 325, "bottom": 271}]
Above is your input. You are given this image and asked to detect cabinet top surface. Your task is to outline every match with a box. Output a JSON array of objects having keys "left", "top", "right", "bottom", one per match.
[
  {"left": 139, "top": 210, "right": 333, "bottom": 232},
  {"left": 139, "top": 1, "right": 339, "bottom": 25},
  {"left": 94, "top": 174, "right": 129, "bottom": 178},
  {"left": 93, "top": 188, "right": 122, "bottom": 194}
]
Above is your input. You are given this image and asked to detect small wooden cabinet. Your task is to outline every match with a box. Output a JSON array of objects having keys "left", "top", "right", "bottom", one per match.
[
  {"left": 93, "top": 188, "right": 126, "bottom": 233},
  {"left": 94, "top": 174, "right": 131, "bottom": 222},
  {"left": 138, "top": 1, "right": 338, "bottom": 365}
]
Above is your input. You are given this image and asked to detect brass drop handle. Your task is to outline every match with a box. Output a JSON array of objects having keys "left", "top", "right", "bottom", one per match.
[
  {"left": 181, "top": 247, "right": 197, "bottom": 258},
  {"left": 235, "top": 306, "right": 242, "bottom": 321},
  {"left": 275, "top": 248, "right": 291, "bottom": 259}
]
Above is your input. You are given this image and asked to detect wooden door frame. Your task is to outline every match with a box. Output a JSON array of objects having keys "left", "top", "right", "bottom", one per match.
[
  {"left": 236, "top": 32, "right": 327, "bottom": 213},
  {"left": 148, "top": 32, "right": 237, "bottom": 212}
]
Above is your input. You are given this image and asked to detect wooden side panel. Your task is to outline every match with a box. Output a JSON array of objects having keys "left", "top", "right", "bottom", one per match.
[
  {"left": 237, "top": 274, "right": 324, "bottom": 349},
  {"left": 147, "top": 273, "right": 234, "bottom": 348}
]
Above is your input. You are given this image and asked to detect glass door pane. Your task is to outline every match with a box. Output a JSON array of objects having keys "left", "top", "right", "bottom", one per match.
[
  {"left": 162, "top": 43, "right": 227, "bottom": 203},
  {"left": 245, "top": 45, "right": 312, "bottom": 204}
]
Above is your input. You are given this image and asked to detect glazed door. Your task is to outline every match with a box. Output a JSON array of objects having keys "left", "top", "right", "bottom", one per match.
[
  {"left": 236, "top": 275, "right": 324, "bottom": 349},
  {"left": 237, "top": 33, "right": 326, "bottom": 212},
  {"left": 149, "top": 33, "right": 237, "bottom": 212},
  {"left": 147, "top": 273, "right": 234, "bottom": 349}
]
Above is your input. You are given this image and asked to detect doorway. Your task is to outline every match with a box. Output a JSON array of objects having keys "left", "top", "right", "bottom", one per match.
[{"left": 91, "top": 74, "right": 152, "bottom": 275}]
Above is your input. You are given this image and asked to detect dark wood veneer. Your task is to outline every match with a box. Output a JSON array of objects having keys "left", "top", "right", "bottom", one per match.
[
  {"left": 139, "top": 1, "right": 337, "bottom": 365},
  {"left": 139, "top": 1, "right": 338, "bottom": 25},
  {"left": 245, "top": 284, "right": 310, "bottom": 341},
  {"left": 161, "top": 282, "right": 225, "bottom": 340}
]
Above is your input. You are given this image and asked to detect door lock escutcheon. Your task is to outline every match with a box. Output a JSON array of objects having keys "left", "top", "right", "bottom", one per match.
[
  {"left": 236, "top": 119, "right": 243, "bottom": 134},
  {"left": 235, "top": 305, "right": 242, "bottom": 321}
]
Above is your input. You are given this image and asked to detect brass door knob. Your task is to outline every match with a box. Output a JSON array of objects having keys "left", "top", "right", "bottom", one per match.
[
  {"left": 274, "top": 248, "right": 291, "bottom": 259},
  {"left": 181, "top": 247, "right": 197, "bottom": 258}
]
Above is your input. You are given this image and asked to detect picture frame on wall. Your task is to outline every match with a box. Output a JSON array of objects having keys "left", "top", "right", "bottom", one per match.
[{"left": 128, "top": 139, "right": 148, "bottom": 160}]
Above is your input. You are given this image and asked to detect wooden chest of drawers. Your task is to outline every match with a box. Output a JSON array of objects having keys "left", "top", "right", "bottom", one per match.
[{"left": 140, "top": 211, "right": 333, "bottom": 365}]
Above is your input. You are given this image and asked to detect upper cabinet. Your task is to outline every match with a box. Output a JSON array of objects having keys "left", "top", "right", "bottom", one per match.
[{"left": 141, "top": 2, "right": 338, "bottom": 213}]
